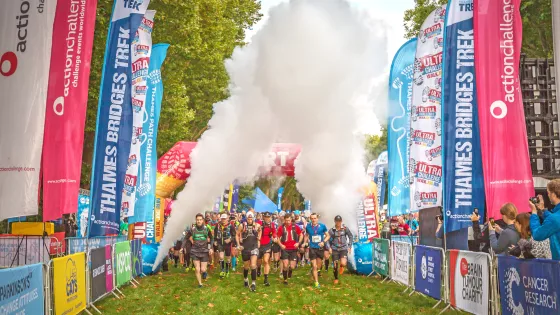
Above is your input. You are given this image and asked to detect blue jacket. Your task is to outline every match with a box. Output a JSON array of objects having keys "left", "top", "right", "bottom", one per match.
[{"left": 530, "top": 203, "right": 560, "bottom": 260}]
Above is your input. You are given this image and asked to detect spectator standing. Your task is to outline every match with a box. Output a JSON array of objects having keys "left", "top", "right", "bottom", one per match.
[
  {"left": 510, "top": 213, "right": 552, "bottom": 259},
  {"left": 406, "top": 214, "right": 419, "bottom": 236},
  {"left": 530, "top": 179, "right": 560, "bottom": 260},
  {"left": 489, "top": 203, "right": 520, "bottom": 255}
]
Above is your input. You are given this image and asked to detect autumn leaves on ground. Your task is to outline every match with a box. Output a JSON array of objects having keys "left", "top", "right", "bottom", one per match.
[{"left": 95, "top": 266, "right": 460, "bottom": 314}]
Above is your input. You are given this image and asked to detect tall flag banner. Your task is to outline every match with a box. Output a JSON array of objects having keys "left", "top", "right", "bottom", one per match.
[
  {"left": 122, "top": 10, "right": 156, "bottom": 220},
  {"left": 42, "top": 0, "right": 98, "bottom": 221},
  {"left": 409, "top": 5, "right": 446, "bottom": 212},
  {"left": 231, "top": 182, "right": 239, "bottom": 213},
  {"left": 0, "top": 0, "right": 57, "bottom": 221},
  {"left": 222, "top": 187, "right": 230, "bottom": 212},
  {"left": 153, "top": 195, "right": 166, "bottom": 243},
  {"left": 474, "top": 0, "right": 534, "bottom": 215},
  {"left": 388, "top": 39, "right": 417, "bottom": 217},
  {"left": 227, "top": 183, "right": 234, "bottom": 211},
  {"left": 212, "top": 196, "right": 221, "bottom": 212},
  {"left": 132, "top": 43, "right": 169, "bottom": 224},
  {"left": 89, "top": 0, "right": 151, "bottom": 236},
  {"left": 374, "top": 151, "right": 388, "bottom": 210},
  {"left": 77, "top": 191, "right": 91, "bottom": 237},
  {"left": 443, "top": 0, "right": 485, "bottom": 233},
  {"left": 277, "top": 187, "right": 284, "bottom": 211}
]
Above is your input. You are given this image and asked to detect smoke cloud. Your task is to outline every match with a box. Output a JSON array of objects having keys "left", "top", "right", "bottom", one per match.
[{"left": 155, "top": 0, "right": 388, "bottom": 267}]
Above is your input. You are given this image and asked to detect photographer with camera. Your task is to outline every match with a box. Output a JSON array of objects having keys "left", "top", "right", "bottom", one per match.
[
  {"left": 488, "top": 203, "right": 520, "bottom": 255},
  {"left": 529, "top": 179, "right": 560, "bottom": 260},
  {"left": 469, "top": 209, "right": 490, "bottom": 253}
]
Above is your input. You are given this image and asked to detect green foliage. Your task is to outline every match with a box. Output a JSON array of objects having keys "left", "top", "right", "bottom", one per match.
[
  {"left": 402, "top": 0, "right": 553, "bottom": 58},
  {"left": 81, "top": 0, "right": 262, "bottom": 188},
  {"left": 364, "top": 127, "right": 388, "bottom": 165}
]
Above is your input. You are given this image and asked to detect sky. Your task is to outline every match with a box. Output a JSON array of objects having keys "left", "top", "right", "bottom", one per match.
[{"left": 244, "top": 0, "right": 416, "bottom": 135}]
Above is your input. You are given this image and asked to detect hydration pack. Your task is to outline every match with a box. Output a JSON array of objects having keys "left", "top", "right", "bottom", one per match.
[{"left": 280, "top": 224, "right": 298, "bottom": 243}]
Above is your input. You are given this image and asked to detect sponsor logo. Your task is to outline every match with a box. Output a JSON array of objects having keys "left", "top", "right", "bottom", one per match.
[
  {"left": 421, "top": 255, "right": 428, "bottom": 279},
  {"left": 135, "top": 85, "right": 147, "bottom": 96},
  {"left": 123, "top": 175, "right": 137, "bottom": 196},
  {"left": 415, "top": 191, "right": 438, "bottom": 207},
  {"left": 422, "top": 87, "right": 441, "bottom": 104},
  {"left": 135, "top": 44, "right": 150, "bottom": 56},
  {"left": 1, "top": 1, "right": 33, "bottom": 77},
  {"left": 418, "top": 52, "right": 443, "bottom": 79},
  {"left": 123, "top": 0, "right": 145, "bottom": 10},
  {"left": 502, "top": 268, "right": 524, "bottom": 315},
  {"left": 127, "top": 154, "right": 137, "bottom": 167},
  {"left": 425, "top": 145, "right": 442, "bottom": 161},
  {"left": 415, "top": 162, "right": 442, "bottom": 186},
  {"left": 65, "top": 258, "right": 78, "bottom": 299},
  {"left": 459, "top": 0, "right": 474, "bottom": 12},
  {"left": 412, "top": 105, "right": 437, "bottom": 121},
  {"left": 132, "top": 98, "right": 144, "bottom": 112},
  {"left": 435, "top": 118, "right": 442, "bottom": 136},
  {"left": 434, "top": 7, "right": 446, "bottom": 22},
  {"left": 138, "top": 17, "right": 154, "bottom": 33},
  {"left": 420, "top": 23, "right": 442, "bottom": 43},
  {"left": 411, "top": 129, "right": 436, "bottom": 147}
]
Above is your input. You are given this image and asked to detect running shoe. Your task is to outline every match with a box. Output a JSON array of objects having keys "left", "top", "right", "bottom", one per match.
[
  {"left": 202, "top": 272, "right": 208, "bottom": 280},
  {"left": 250, "top": 284, "right": 256, "bottom": 292},
  {"left": 198, "top": 284, "right": 203, "bottom": 288},
  {"left": 244, "top": 280, "right": 249, "bottom": 288},
  {"left": 226, "top": 272, "right": 230, "bottom": 278},
  {"left": 318, "top": 271, "right": 321, "bottom": 277},
  {"left": 314, "top": 282, "right": 320, "bottom": 289},
  {"left": 185, "top": 267, "right": 190, "bottom": 272},
  {"left": 333, "top": 279, "right": 339, "bottom": 285},
  {"left": 264, "top": 279, "right": 270, "bottom": 286},
  {"left": 283, "top": 280, "right": 288, "bottom": 285},
  {"left": 339, "top": 267, "right": 345, "bottom": 275},
  {"left": 220, "top": 271, "right": 225, "bottom": 278}
]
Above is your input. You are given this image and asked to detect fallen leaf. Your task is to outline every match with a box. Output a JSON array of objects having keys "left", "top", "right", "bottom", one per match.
[
  {"left": 208, "top": 303, "right": 214, "bottom": 308},
  {"left": 358, "top": 300, "right": 362, "bottom": 303},
  {"left": 258, "top": 306, "right": 264, "bottom": 310},
  {"left": 237, "top": 310, "right": 242, "bottom": 313}
]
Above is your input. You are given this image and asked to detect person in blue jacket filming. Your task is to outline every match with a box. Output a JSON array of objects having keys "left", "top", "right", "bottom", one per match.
[{"left": 529, "top": 179, "right": 560, "bottom": 260}]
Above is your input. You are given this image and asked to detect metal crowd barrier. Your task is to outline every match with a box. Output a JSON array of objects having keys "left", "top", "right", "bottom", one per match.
[
  {"left": 66, "top": 235, "right": 127, "bottom": 255},
  {"left": 388, "top": 240, "right": 413, "bottom": 293},
  {"left": 409, "top": 245, "right": 447, "bottom": 309},
  {"left": 0, "top": 235, "right": 51, "bottom": 267}
]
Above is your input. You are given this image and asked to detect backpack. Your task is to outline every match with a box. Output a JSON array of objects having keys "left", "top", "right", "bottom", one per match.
[
  {"left": 192, "top": 225, "right": 209, "bottom": 241},
  {"left": 242, "top": 222, "right": 258, "bottom": 239},
  {"left": 331, "top": 225, "right": 349, "bottom": 247},
  {"left": 280, "top": 224, "right": 298, "bottom": 243}
]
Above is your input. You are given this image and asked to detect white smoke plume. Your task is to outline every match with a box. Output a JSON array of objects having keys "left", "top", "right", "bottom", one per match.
[{"left": 155, "top": 0, "right": 388, "bottom": 268}]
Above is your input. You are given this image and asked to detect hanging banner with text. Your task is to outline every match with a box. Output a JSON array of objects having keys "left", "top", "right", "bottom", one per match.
[
  {"left": 391, "top": 241, "right": 411, "bottom": 286},
  {"left": 42, "top": 0, "right": 98, "bottom": 221},
  {"left": 498, "top": 256, "right": 560, "bottom": 315},
  {"left": 373, "top": 238, "right": 390, "bottom": 276},
  {"left": 114, "top": 241, "right": 132, "bottom": 287},
  {"left": 0, "top": 0, "right": 56, "bottom": 221},
  {"left": 77, "top": 193, "right": 90, "bottom": 238},
  {"left": 449, "top": 250, "right": 489, "bottom": 315},
  {"left": 89, "top": 0, "right": 151, "bottom": 236},
  {"left": 388, "top": 39, "right": 417, "bottom": 217},
  {"left": 52, "top": 253, "right": 86, "bottom": 315},
  {"left": 131, "top": 239, "right": 143, "bottom": 277},
  {"left": 409, "top": 5, "right": 446, "bottom": 211},
  {"left": 442, "top": 0, "right": 485, "bottom": 233},
  {"left": 122, "top": 10, "right": 155, "bottom": 220},
  {"left": 90, "top": 246, "right": 108, "bottom": 302},
  {"left": 0, "top": 263, "right": 45, "bottom": 314},
  {"left": 473, "top": 0, "right": 534, "bottom": 215},
  {"left": 414, "top": 245, "right": 442, "bottom": 300}
]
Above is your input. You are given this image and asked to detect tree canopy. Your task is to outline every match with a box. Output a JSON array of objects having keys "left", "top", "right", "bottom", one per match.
[{"left": 403, "top": 0, "right": 553, "bottom": 58}]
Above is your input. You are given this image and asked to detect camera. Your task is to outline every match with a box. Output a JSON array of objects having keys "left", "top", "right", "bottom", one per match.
[
  {"left": 435, "top": 207, "right": 443, "bottom": 221},
  {"left": 530, "top": 197, "right": 539, "bottom": 205},
  {"left": 473, "top": 208, "right": 479, "bottom": 215}
]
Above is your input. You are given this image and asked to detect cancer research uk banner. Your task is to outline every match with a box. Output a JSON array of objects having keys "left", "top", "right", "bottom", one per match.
[
  {"left": 443, "top": 0, "right": 485, "bottom": 233},
  {"left": 414, "top": 245, "right": 442, "bottom": 300},
  {"left": 449, "top": 250, "right": 489, "bottom": 314},
  {"left": 498, "top": 256, "right": 560, "bottom": 315},
  {"left": 132, "top": 43, "right": 170, "bottom": 225},
  {"left": 388, "top": 39, "right": 417, "bottom": 216},
  {"left": 409, "top": 5, "right": 446, "bottom": 212},
  {"left": 0, "top": 263, "right": 45, "bottom": 315},
  {"left": 474, "top": 0, "right": 534, "bottom": 216},
  {"left": 0, "top": 0, "right": 56, "bottom": 221},
  {"left": 89, "top": 0, "right": 151, "bottom": 236},
  {"left": 42, "top": 0, "right": 98, "bottom": 221},
  {"left": 391, "top": 241, "right": 411, "bottom": 286},
  {"left": 122, "top": 10, "right": 155, "bottom": 220}
]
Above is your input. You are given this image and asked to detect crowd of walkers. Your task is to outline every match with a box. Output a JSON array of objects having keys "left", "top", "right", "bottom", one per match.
[{"left": 168, "top": 210, "right": 353, "bottom": 290}]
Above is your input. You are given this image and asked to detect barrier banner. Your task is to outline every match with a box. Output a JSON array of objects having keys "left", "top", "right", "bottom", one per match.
[
  {"left": 409, "top": 5, "right": 446, "bottom": 211},
  {"left": 473, "top": 0, "right": 534, "bottom": 215},
  {"left": 89, "top": 0, "right": 151, "bottom": 236},
  {"left": 362, "top": 181, "right": 380, "bottom": 241},
  {"left": 449, "top": 250, "right": 489, "bottom": 314},
  {"left": 0, "top": 263, "right": 44, "bottom": 314},
  {"left": 353, "top": 242, "right": 373, "bottom": 275},
  {"left": 498, "top": 256, "right": 560, "bottom": 315},
  {"left": 0, "top": 0, "right": 56, "bottom": 221},
  {"left": 77, "top": 193, "right": 90, "bottom": 237},
  {"left": 131, "top": 239, "right": 143, "bottom": 277},
  {"left": 133, "top": 43, "right": 169, "bottom": 222},
  {"left": 90, "top": 246, "right": 107, "bottom": 301},
  {"left": 105, "top": 245, "right": 114, "bottom": 292},
  {"left": 42, "top": 0, "right": 97, "bottom": 221},
  {"left": 114, "top": 241, "right": 132, "bottom": 287},
  {"left": 373, "top": 238, "right": 390, "bottom": 276},
  {"left": 49, "top": 232, "right": 66, "bottom": 255},
  {"left": 374, "top": 152, "right": 387, "bottom": 211},
  {"left": 391, "top": 241, "right": 411, "bottom": 285},
  {"left": 153, "top": 196, "right": 166, "bottom": 243},
  {"left": 122, "top": 10, "right": 156, "bottom": 220},
  {"left": 52, "top": 252, "right": 86, "bottom": 315},
  {"left": 0, "top": 236, "right": 51, "bottom": 267},
  {"left": 66, "top": 235, "right": 127, "bottom": 255},
  {"left": 129, "top": 222, "right": 147, "bottom": 241},
  {"left": 442, "top": 0, "right": 485, "bottom": 233},
  {"left": 414, "top": 245, "right": 442, "bottom": 300}
]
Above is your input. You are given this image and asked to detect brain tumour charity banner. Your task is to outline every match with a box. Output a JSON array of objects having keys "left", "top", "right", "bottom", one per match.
[
  {"left": 443, "top": 0, "right": 485, "bottom": 233},
  {"left": 449, "top": 250, "right": 489, "bottom": 315},
  {"left": 42, "top": 0, "right": 98, "bottom": 221},
  {"left": 409, "top": 5, "right": 446, "bottom": 212},
  {"left": 132, "top": 43, "right": 170, "bottom": 226},
  {"left": 122, "top": 10, "right": 155, "bottom": 220},
  {"left": 474, "top": 0, "right": 534, "bottom": 216},
  {"left": 388, "top": 38, "right": 417, "bottom": 217},
  {"left": 89, "top": 0, "right": 151, "bottom": 236},
  {"left": 498, "top": 256, "right": 560, "bottom": 315},
  {"left": 0, "top": 0, "right": 56, "bottom": 221}
]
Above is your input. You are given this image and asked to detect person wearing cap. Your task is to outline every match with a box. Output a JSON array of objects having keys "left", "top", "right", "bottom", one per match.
[
  {"left": 328, "top": 215, "right": 353, "bottom": 284},
  {"left": 236, "top": 211, "right": 261, "bottom": 292},
  {"left": 214, "top": 213, "right": 236, "bottom": 278},
  {"left": 305, "top": 213, "right": 330, "bottom": 288},
  {"left": 257, "top": 211, "right": 277, "bottom": 286}
]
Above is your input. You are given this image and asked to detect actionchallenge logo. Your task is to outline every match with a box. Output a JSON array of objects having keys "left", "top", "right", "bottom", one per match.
[{"left": 0, "top": 1, "right": 36, "bottom": 77}]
